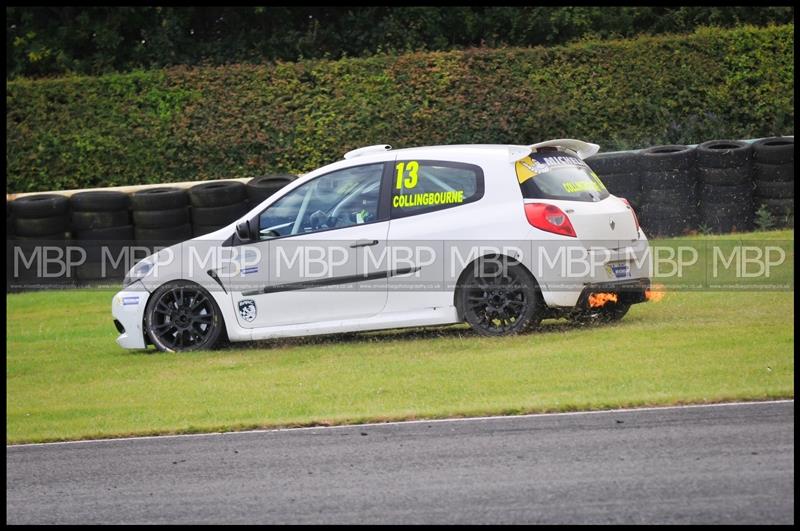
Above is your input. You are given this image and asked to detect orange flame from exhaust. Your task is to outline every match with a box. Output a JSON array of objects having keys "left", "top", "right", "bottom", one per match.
[
  {"left": 645, "top": 283, "right": 666, "bottom": 302},
  {"left": 588, "top": 292, "right": 618, "bottom": 308}
]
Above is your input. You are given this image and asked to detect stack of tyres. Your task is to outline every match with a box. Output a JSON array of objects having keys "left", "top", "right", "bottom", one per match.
[
  {"left": 638, "top": 145, "right": 697, "bottom": 237},
  {"left": 246, "top": 175, "right": 296, "bottom": 206},
  {"left": 189, "top": 181, "right": 250, "bottom": 237},
  {"left": 696, "top": 140, "right": 754, "bottom": 233},
  {"left": 583, "top": 152, "right": 643, "bottom": 209},
  {"left": 9, "top": 194, "right": 71, "bottom": 290},
  {"left": 70, "top": 191, "right": 133, "bottom": 285},
  {"left": 752, "top": 137, "right": 794, "bottom": 226},
  {"left": 132, "top": 187, "right": 193, "bottom": 251}
]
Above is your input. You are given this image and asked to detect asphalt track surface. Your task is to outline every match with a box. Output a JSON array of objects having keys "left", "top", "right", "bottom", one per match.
[{"left": 6, "top": 400, "right": 794, "bottom": 524}]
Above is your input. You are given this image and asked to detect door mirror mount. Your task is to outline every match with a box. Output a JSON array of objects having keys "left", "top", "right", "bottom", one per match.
[{"left": 235, "top": 220, "right": 252, "bottom": 242}]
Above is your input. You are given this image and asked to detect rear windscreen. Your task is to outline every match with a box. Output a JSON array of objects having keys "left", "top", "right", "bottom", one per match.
[{"left": 515, "top": 150, "right": 609, "bottom": 202}]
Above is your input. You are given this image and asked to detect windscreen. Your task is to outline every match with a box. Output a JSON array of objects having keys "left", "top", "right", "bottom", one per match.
[{"left": 516, "top": 150, "right": 609, "bottom": 202}]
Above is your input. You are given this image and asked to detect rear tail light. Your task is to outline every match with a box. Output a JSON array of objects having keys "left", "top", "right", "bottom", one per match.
[
  {"left": 620, "top": 198, "right": 640, "bottom": 233},
  {"left": 524, "top": 203, "right": 577, "bottom": 237}
]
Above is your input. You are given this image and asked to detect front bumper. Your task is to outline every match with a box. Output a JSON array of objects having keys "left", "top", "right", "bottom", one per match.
[{"left": 111, "top": 281, "right": 151, "bottom": 349}]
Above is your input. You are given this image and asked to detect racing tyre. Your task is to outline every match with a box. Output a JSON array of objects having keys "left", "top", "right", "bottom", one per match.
[
  {"left": 131, "top": 188, "right": 189, "bottom": 211},
  {"left": 71, "top": 210, "right": 130, "bottom": 231},
  {"left": 247, "top": 175, "right": 296, "bottom": 203},
  {"left": 696, "top": 140, "right": 752, "bottom": 169},
  {"left": 641, "top": 188, "right": 696, "bottom": 206},
  {"left": 75, "top": 224, "right": 135, "bottom": 241},
  {"left": 70, "top": 191, "right": 130, "bottom": 212},
  {"left": 459, "top": 260, "right": 543, "bottom": 336},
  {"left": 699, "top": 183, "right": 754, "bottom": 204},
  {"left": 752, "top": 137, "right": 794, "bottom": 165},
  {"left": 13, "top": 215, "right": 69, "bottom": 237},
  {"left": 641, "top": 169, "right": 694, "bottom": 189},
  {"left": 753, "top": 162, "right": 793, "bottom": 183},
  {"left": 754, "top": 180, "right": 794, "bottom": 199},
  {"left": 189, "top": 181, "right": 247, "bottom": 208},
  {"left": 192, "top": 223, "right": 225, "bottom": 237},
  {"left": 134, "top": 223, "right": 193, "bottom": 243},
  {"left": 11, "top": 194, "right": 69, "bottom": 218},
  {"left": 640, "top": 144, "right": 694, "bottom": 171},
  {"left": 190, "top": 202, "right": 250, "bottom": 226},
  {"left": 597, "top": 172, "right": 640, "bottom": 192},
  {"left": 145, "top": 281, "right": 225, "bottom": 352},
  {"left": 584, "top": 152, "right": 642, "bottom": 175},
  {"left": 696, "top": 166, "right": 750, "bottom": 186},
  {"left": 132, "top": 207, "right": 191, "bottom": 229}
]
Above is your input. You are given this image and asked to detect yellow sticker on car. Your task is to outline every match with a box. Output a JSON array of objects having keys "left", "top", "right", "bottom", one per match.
[{"left": 515, "top": 156, "right": 550, "bottom": 184}]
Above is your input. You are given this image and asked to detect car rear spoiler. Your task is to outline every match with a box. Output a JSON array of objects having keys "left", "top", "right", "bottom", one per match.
[{"left": 508, "top": 139, "right": 600, "bottom": 162}]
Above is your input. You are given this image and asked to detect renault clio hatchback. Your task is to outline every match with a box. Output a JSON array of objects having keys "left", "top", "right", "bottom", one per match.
[{"left": 113, "top": 139, "right": 651, "bottom": 351}]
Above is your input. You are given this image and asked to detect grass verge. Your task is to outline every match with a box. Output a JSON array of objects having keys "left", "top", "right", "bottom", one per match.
[{"left": 6, "top": 230, "right": 794, "bottom": 444}]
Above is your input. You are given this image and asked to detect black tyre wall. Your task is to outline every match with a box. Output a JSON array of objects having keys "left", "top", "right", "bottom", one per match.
[
  {"left": 189, "top": 181, "right": 247, "bottom": 208},
  {"left": 247, "top": 175, "right": 296, "bottom": 204},
  {"left": 133, "top": 207, "right": 191, "bottom": 229},
  {"left": 752, "top": 137, "right": 794, "bottom": 165},
  {"left": 638, "top": 144, "right": 697, "bottom": 236},
  {"left": 70, "top": 191, "right": 130, "bottom": 212},
  {"left": 584, "top": 151, "right": 642, "bottom": 174},
  {"left": 130, "top": 188, "right": 189, "bottom": 210},
  {"left": 695, "top": 139, "right": 756, "bottom": 233},
  {"left": 696, "top": 140, "right": 752, "bottom": 169},
  {"left": 10, "top": 194, "right": 69, "bottom": 218}
]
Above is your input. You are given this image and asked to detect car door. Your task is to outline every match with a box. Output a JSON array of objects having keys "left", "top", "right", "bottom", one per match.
[
  {"left": 385, "top": 159, "right": 486, "bottom": 312},
  {"left": 228, "top": 162, "right": 391, "bottom": 329}
]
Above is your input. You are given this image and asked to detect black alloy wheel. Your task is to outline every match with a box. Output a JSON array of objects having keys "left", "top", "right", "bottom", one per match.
[
  {"left": 461, "top": 261, "right": 543, "bottom": 336},
  {"left": 145, "top": 281, "right": 224, "bottom": 351}
]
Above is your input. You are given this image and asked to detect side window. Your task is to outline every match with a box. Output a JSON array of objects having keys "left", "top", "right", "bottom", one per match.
[
  {"left": 258, "top": 163, "right": 384, "bottom": 239},
  {"left": 391, "top": 160, "right": 483, "bottom": 218}
]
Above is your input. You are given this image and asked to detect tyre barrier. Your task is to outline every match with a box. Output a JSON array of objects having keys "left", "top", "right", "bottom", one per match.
[
  {"left": 69, "top": 191, "right": 132, "bottom": 284},
  {"left": 639, "top": 144, "right": 697, "bottom": 237},
  {"left": 752, "top": 137, "right": 794, "bottom": 224},
  {"left": 246, "top": 174, "right": 296, "bottom": 205},
  {"left": 584, "top": 152, "right": 642, "bottom": 208},
  {"left": 8, "top": 194, "right": 71, "bottom": 289},
  {"left": 695, "top": 140, "right": 754, "bottom": 233},
  {"left": 130, "top": 187, "right": 192, "bottom": 248},
  {"left": 188, "top": 180, "right": 250, "bottom": 236}
]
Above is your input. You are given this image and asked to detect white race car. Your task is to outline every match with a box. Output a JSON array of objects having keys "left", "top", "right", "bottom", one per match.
[{"left": 113, "top": 139, "right": 651, "bottom": 351}]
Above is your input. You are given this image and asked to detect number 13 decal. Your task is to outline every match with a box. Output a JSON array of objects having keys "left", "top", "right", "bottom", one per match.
[{"left": 395, "top": 161, "right": 419, "bottom": 190}]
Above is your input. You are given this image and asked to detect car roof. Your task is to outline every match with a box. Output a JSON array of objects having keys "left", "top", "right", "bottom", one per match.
[
  {"left": 391, "top": 144, "right": 527, "bottom": 157},
  {"left": 343, "top": 140, "right": 598, "bottom": 164},
  {"left": 341, "top": 144, "right": 531, "bottom": 165}
]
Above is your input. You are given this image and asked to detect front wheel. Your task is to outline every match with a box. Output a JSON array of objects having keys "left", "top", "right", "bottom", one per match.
[
  {"left": 459, "top": 260, "right": 544, "bottom": 336},
  {"left": 144, "top": 281, "right": 225, "bottom": 352}
]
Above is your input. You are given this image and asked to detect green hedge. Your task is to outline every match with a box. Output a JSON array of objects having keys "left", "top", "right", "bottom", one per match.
[{"left": 6, "top": 24, "right": 794, "bottom": 193}]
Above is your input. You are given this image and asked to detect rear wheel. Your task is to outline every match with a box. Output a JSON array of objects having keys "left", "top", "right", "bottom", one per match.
[
  {"left": 145, "top": 281, "right": 225, "bottom": 352},
  {"left": 459, "top": 260, "right": 543, "bottom": 336}
]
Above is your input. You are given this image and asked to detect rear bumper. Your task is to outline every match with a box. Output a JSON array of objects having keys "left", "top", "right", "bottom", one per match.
[{"left": 575, "top": 278, "right": 651, "bottom": 309}]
